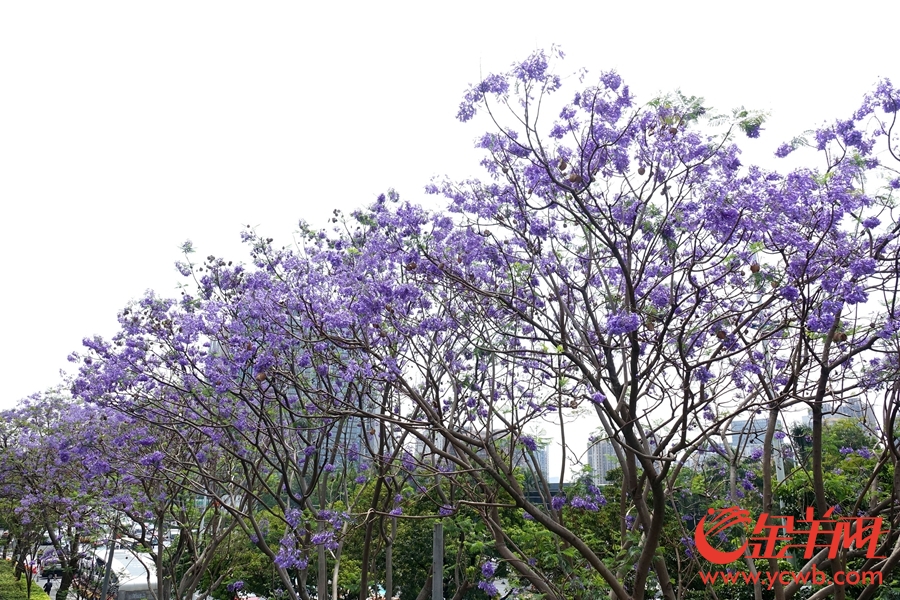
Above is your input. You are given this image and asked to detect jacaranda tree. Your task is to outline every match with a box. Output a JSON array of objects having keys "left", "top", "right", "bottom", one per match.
[
  {"left": 0, "top": 391, "right": 135, "bottom": 600},
  {"left": 60, "top": 49, "right": 900, "bottom": 600}
]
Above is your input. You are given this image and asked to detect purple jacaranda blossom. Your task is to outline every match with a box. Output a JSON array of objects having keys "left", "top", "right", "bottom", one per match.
[
  {"left": 347, "top": 444, "right": 359, "bottom": 462},
  {"left": 781, "top": 286, "right": 800, "bottom": 302},
  {"left": 695, "top": 368, "right": 714, "bottom": 383},
  {"left": 551, "top": 495, "right": 566, "bottom": 511},
  {"left": 863, "top": 216, "right": 881, "bottom": 228},
  {"left": 478, "top": 581, "right": 499, "bottom": 597},
  {"left": 680, "top": 537, "right": 696, "bottom": 559},
  {"left": 285, "top": 509, "right": 302, "bottom": 528},
  {"left": 649, "top": 286, "right": 670, "bottom": 308},
  {"left": 741, "top": 471, "right": 756, "bottom": 491},
  {"left": 607, "top": 312, "right": 640, "bottom": 335},
  {"left": 742, "top": 118, "right": 764, "bottom": 138},
  {"left": 401, "top": 451, "right": 416, "bottom": 472},
  {"left": 311, "top": 531, "right": 339, "bottom": 551},
  {"left": 570, "top": 496, "right": 604, "bottom": 511},
  {"left": 482, "top": 561, "right": 497, "bottom": 578},
  {"left": 775, "top": 143, "right": 795, "bottom": 158},
  {"left": 139, "top": 451, "right": 164, "bottom": 469}
]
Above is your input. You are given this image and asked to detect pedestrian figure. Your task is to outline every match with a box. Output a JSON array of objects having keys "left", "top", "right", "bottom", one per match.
[{"left": 44, "top": 580, "right": 53, "bottom": 595}]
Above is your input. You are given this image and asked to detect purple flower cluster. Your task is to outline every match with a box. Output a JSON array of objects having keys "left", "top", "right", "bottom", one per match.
[
  {"left": 590, "top": 392, "right": 607, "bottom": 404},
  {"left": 680, "top": 536, "right": 696, "bottom": 559},
  {"left": 606, "top": 312, "right": 641, "bottom": 335},
  {"left": 478, "top": 560, "right": 500, "bottom": 597},
  {"left": 551, "top": 495, "right": 566, "bottom": 511}
]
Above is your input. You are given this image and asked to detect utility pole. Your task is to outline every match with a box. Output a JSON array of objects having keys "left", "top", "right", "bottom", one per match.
[
  {"left": 431, "top": 523, "right": 443, "bottom": 600},
  {"left": 100, "top": 524, "right": 117, "bottom": 600},
  {"left": 385, "top": 517, "right": 395, "bottom": 600}
]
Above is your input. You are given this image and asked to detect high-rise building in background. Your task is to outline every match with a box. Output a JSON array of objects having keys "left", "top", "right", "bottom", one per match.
[
  {"left": 820, "top": 396, "right": 878, "bottom": 426},
  {"left": 800, "top": 396, "right": 879, "bottom": 436},
  {"left": 730, "top": 417, "right": 767, "bottom": 456},
  {"left": 534, "top": 446, "right": 549, "bottom": 482},
  {"left": 587, "top": 439, "right": 618, "bottom": 486},
  {"left": 514, "top": 444, "right": 550, "bottom": 484},
  {"left": 332, "top": 414, "right": 381, "bottom": 466},
  {"left": 413, "top": 429, "right": 551, "bottom": 485}
]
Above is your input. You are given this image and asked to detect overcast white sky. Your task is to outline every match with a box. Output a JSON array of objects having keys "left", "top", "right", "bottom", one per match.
[{"left": 1, "top": 1, "right": 897, "bottom": 421}]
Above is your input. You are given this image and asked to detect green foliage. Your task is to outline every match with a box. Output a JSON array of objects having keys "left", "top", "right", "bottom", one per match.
[
  {"left": 648, "top": 90, "right": 709, "bottom": 124},
  {"left": 821, "top": 419, "right": 877, "bottom": 470},
  {"left": 199, "top": 512, "right": 286, "bottom": 600},
  {"left": 391, "top": 513, "right": 434, "bottom": 598},
  {"left": 0, "top": 560, "right": 50, "bottom": 600},
  {"left": 777, "top": 419, "right": 880, "bottom": 516}
]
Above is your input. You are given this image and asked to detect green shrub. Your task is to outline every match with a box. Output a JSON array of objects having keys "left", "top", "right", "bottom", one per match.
[{"left": 0, "top": 560, "right": 51, "bottom": 600}]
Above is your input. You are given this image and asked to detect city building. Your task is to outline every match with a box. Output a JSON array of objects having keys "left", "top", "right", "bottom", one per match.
[
  {"left": 413, "top": 429, "right": 550, "bottom": 485},
  {"left": 819, "top": 396, "right": 878, "bottom": 427},
  {"left": 730, "top": 416, "right": 767, "bottom": 457},
  {"left": 514, "top": 444, "right": 550, "bottom": 484},
  {"left": 587, "top": 438, "right": 619, "bottom": 486}
]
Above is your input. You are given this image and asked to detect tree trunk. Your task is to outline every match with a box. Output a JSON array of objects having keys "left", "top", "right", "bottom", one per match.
[
  {"left": 317, "top": 542, "right": 328, "bottom": 600},
  {"left": 55, "top": 556, "right": 79, "bottom": 600},
  {"left": 15, "top": 544, "right": 27, "bottom": 580},
  {"left": 331, "top": 520, "right": 349, "bottom": 600},
  {"left": 318, "top": 481, "right": 329, "bottom": 600},
  {"left": 448, "top": 582, "right": 470, "bottom": 600},
  {"left": 414, "top": 569, "right": 433, "bottom": 600},
  {"left": 358, "top": 478, "right": 384, "bottom": 600}
]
